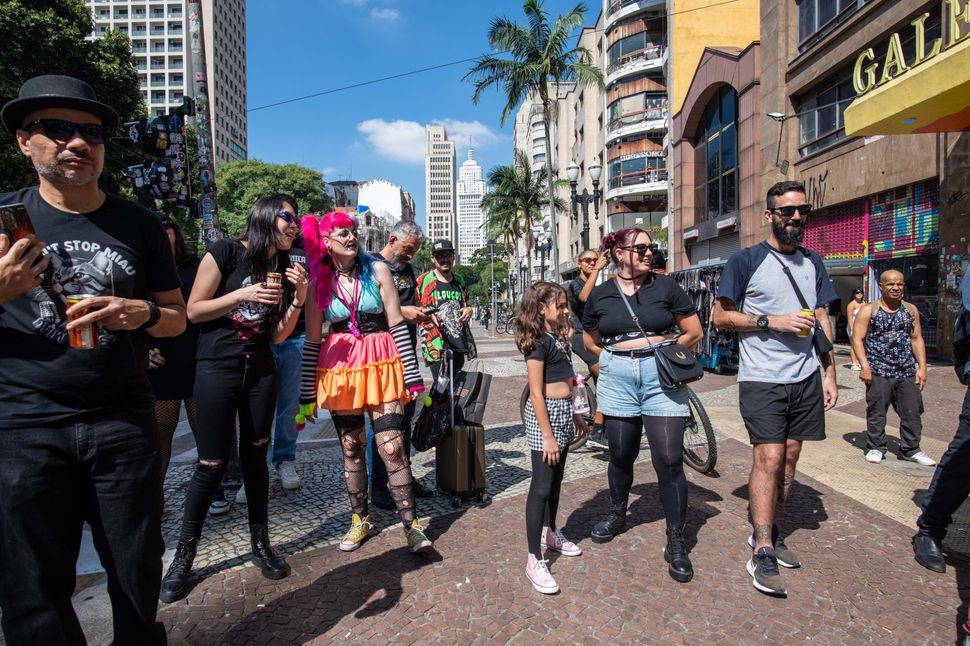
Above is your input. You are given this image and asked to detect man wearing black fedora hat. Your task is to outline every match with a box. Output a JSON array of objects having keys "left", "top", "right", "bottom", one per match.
[{"left": 0, "top": 75, "right": 186, "bottom": 645}]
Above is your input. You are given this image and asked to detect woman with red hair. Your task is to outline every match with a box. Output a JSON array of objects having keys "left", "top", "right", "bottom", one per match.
[{"left": 298, "top": 212, "right": 432, "bottom": 554}]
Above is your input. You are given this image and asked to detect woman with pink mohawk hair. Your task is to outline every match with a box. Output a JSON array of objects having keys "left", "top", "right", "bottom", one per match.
[{"left": 298, "top": 212, "right": 433, "bottom": 554}]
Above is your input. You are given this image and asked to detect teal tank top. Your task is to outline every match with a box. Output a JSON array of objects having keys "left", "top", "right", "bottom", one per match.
[{"left": 325, "top": 279, "right": 383, "bottom": 322}]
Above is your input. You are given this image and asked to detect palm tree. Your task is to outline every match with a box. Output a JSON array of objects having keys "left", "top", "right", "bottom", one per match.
[
  {"left": 481, "top": 149, "right": 566, "bottom": 282},
  {"left": 465, "top": 0, "right": 604, "bottom": 282}
]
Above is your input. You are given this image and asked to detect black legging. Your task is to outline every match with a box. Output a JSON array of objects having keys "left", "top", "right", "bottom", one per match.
[
  {"left": 605, "top": 415, "right": 687, "bottom": 527},
  {"left": 526, "top": 449, "right": 568, "bottom": 558},
  {"left": 177, "top": 352, "right": 277, "bottom": 544}
]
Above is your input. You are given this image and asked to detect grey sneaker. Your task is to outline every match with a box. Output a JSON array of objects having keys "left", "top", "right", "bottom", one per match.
[
  {"left": 746, "top": 547, "right": 787, "bottom": 596},
  {"left": 747, "top": 527, "right": 800, "bottom": 568}
]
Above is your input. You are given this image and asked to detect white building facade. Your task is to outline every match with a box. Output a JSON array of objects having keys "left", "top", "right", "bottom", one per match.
[
  {"left": 358, "top": 178, "right": 415, "bottom": 230},
  {"left": 456, "top": 150, "right": 487, "bottom": 263},
  {"left": 425, "top": 125, "right": 456, "bottom": 244},
  {"left": 85, "top": 0, "right": 248, "bottom": 165}
]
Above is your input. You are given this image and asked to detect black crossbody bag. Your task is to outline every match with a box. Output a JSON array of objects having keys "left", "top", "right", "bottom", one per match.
[
  {"left": 614, "top": 281, "right": 704, "bottom": 389},
  {"left": 766, "top": 252, "right": 835, "bottom": 356}
]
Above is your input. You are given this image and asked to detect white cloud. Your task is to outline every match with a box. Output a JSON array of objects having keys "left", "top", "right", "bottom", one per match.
[
  {"left": 369, "top": 7, "right": 400, "bottom": 21},
  {"left": 357, "top": 119, "right": 426, "bottom": 164},
  {"left": 321, "top": 166, "right": 336, "bottom": 176},
  {"left": 356, "top": 118, "right": 504, "bottom": 165}
]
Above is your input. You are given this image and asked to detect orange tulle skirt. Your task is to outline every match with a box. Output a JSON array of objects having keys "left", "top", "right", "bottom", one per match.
[{"left": 316, "top": 331, "right": 407, "bottom": 411}]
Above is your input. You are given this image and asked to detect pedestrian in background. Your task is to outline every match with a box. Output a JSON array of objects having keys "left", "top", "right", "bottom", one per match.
[
  {"left": 416, "top": 239, "right": 477, "bottom": 381},
  {"left": 846, "top": 287, "right": 866, "bottom": 370},
  {"left": 713, "top": 180, "right": 838, "bottom": 597},
  {"left": 852, "top": 269, "right": 934, "bottom": 466},
  {"left": 516, "top": 281, "right": 588, "bottom": 594},
  {"left": 0, "top": 74, "right": 186, "bottom": 644},
  {"left": 582, "top": 227, "right": 703, "bottom": 583},
  {"left": 160, "top": 194, "right": 308, "bottom": 603},
  {"left": 565, "top": 249, "right": 607, "bottom": 447}
]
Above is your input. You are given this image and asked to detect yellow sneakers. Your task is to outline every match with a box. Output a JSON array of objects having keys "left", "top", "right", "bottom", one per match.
[
  {"left": 405, "top": 519, "right": 433, "bottom": 553},
  {"left": 339, "top": 513, "right": 372, "bottom": 552}
]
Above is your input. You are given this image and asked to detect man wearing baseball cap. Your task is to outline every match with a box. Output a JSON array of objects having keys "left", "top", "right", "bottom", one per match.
[
  {"left": 416, "top": 238, "right": 476, "bottom": 380},
  {"left": 0, "top": 74, "right": 185, "bottom": 644}
]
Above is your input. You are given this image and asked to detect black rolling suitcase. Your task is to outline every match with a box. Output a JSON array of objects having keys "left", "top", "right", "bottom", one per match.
[{"left": 434, "top": 349, "right": 490, "bottom": 507}]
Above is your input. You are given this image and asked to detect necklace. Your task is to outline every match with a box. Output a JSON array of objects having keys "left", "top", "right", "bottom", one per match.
[
  {"left": 335, "top": 263, "right": 356, "bottom": 277},
  {"left": 334, "top": 267, "right": 363, "bottom": 339}
]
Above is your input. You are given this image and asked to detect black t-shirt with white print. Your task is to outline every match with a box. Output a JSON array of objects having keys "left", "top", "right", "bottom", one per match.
[
  {"left": 195, "top": 238, "right": 289, "bottom": 359},
  {"left": 0, "top": 187, "right": 180, "bottom": 426}
]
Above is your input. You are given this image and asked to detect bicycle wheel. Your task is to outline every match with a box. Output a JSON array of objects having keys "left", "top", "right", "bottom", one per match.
[
  {"left": 519, "top": 383, "right": 595, "bottom": 452},
  {"left": 682, "top": 386, "right": 717, "bottom": 474},
  {"left": 504, "top": 317, "right": 515, "bottom": 335}
]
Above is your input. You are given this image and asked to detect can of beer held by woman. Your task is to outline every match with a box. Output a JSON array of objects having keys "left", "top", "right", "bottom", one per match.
[
  {"left": 265, "top": 272, "right": 282, "bottom": 287},
  {"left": 66, "top": 295, "right": 99, "bottom": 349},
  {"left": 798, "top": 309, "right": 815, "bottom": 337}
]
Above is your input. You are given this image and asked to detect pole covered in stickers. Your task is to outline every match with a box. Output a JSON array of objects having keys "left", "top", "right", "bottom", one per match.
[{"left": 188, "top": 0, "right": 222, "bottom": 247}]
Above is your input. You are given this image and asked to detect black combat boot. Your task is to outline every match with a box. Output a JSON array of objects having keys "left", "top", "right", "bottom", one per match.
[
  {"left": 590, "top": 502, "right": 628, "bottom": 543},
  {"left": 664, "top": 525, "right": 694, "bottom": 583},
  {"left": 159, "top": 538, "right": 198, "bottom": 603},
  {"left": 250, "top": 524, "right": 291, "bottom": 580}
]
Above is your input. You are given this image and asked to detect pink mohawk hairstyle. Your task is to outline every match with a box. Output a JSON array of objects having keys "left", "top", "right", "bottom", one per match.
[{"left": 301, "top": 211, "right": 358, "bottom": 309}]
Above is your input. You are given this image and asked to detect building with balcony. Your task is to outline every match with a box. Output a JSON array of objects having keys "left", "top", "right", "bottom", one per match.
[
  {"left": 425, "top": 125, "right": 457, "bottom": 244},
  {"left": 456, "top": 150, "right": 488, "bottom": 264},
  {"left": 84, "top": 0, "right": 248, "bottom": 165},
  {"left": 603, "top": 0, "right": 670, "bottom": 251}
]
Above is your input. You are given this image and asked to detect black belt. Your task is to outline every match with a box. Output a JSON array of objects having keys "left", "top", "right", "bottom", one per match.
[
  {"left": 330, "top": 311, "right": 389, "bottom": 335},
  {"left": 605, "top": 339, "right": 676, "bottom": 358}
]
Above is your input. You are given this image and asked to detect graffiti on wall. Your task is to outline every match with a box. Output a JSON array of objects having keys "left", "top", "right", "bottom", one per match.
[{"left": 806, "top": 169, "right": 831, "bottom": 208}]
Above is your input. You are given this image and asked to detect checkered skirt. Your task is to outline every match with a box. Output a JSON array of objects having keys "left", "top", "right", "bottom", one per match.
[{"left": 523, "top": 396, "right": 575, "bottom": 451}]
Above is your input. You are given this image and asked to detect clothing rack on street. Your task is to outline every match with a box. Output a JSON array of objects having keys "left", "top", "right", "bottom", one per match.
[{"left": 671, "top": 265, "right": 739, "bottom": 374}]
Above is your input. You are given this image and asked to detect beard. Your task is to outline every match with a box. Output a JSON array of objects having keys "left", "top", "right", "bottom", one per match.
[
  {"left": 31, "top": 150, "right": 101, "bottom": 187},
  {"left": 772, "top": 216, "right": 806, "bottom": 246}
]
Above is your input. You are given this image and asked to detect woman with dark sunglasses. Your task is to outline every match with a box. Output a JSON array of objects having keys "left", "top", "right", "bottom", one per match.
[
  {"left": 581, "top": 227, "right": 704, "bottom": 582},
  {"left": 159, "top": 194, "right": 309, "bottom": 603}
]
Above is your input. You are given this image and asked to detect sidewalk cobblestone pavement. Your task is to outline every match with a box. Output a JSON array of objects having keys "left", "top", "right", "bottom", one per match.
[{"left": 50, "top": 333, "right": 970, "bottom": 643}]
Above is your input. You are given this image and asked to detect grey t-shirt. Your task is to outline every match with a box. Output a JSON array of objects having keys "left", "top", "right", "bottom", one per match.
[{"left": 717, "top": 242, "right": 837, "bottom": 383}]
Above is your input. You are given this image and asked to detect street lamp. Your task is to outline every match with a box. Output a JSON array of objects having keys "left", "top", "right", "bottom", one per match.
[
  {"left": 767, "top": 112, "right": 795, "bottom": 175},
  {"left": 567, "top": 159, "right": 602, "bottom": 251},
  {"left": 534, "top": 236, "right": 552, "bottom": 281}
]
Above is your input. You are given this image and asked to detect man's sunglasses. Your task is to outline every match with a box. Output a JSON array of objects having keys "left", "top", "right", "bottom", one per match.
[
  {"left": 771, "top": 204, "right": 813, "bottom": 218},
  {"left": 433, "top": 252, "right": 455, "bottom": 259},
  {"left": 275, "top": 210, "right": 300, "bottom": 225},
  {"left": 579, "top": 256, "right": 598, "bottom": 264},
  {"left": 22, "top": 118, "right": 107, "bottom": 145},
  {"left": 619, "top": 243, "right": 658, "bottom": 256}
]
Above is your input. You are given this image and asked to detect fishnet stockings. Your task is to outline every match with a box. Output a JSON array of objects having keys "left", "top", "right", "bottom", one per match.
[
  {"left": 334, "top": 413, "right": 369, "bottom": 516},
  {"left": 372, "top": 403, "right": 416, "bottom": 524},
  {"left": 154, "top": 399, "right": 197, "bottom": 478}
]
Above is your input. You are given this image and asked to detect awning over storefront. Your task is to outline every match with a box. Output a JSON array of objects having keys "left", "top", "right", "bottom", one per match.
[{"left": 844, "top": 39, "right": 970, "bottom": 136}]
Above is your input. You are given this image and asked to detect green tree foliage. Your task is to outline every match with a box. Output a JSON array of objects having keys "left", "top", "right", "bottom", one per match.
[
  {"left": 412, "top": 237, "right": 433, "bottom": 276},
  {"left": 0, "top": 1, "right": 144, "bottom": 192},
  {"left": 465, "top": 0, "right": 604, "bottom": 281},
  {"left": 466, "top": 245, "right": 509, "bottom": 307},
  {"left": 215, "top": 159, "right": 330, "bottom": 237}
]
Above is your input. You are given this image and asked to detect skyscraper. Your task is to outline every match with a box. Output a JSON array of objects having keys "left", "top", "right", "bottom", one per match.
[
  {"left": 456, "top": 149, "right": 487, "bottom": 263},
  {"left": 425, "top": 125, "right": 456, "bottom": 244},
  {"left": 84, "top": 0, "right": 248, "bottom": 165}
]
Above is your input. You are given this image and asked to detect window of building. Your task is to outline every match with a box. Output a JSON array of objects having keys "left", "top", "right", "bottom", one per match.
[
  {"left": 607, "top": 92, "right": 667, "bottom": 130},
  {"left": 798, "top": 0, "right": 865, "bottom": 48},
  {"left": 693, "top": 86, "right": 738, "bottom": 220},
  {"left": 607, "top": 154, "right": 665, "bottom": 189},
  {"left": 606, "top": 27, "right": 665, "bottom": 71},
  {"left": 797, "top": 72, "right": 854, "bottom": 157}
]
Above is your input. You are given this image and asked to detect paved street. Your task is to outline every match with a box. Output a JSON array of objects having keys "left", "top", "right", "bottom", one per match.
[{"left": 63, "top": 329, "right": 970, "bottom": 644}]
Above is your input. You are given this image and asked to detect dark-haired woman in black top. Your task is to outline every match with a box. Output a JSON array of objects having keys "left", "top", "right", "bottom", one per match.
[
  {"left": 582, "top": 226, "right": 703, "bottom": 583},
  {"left": 159, "top": 195, "right": 308, "bottom": 603}
]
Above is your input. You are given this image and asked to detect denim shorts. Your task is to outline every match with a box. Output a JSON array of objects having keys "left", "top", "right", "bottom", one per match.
[{"left": 596, "top": 349, "right": 689, "bottom": 418}]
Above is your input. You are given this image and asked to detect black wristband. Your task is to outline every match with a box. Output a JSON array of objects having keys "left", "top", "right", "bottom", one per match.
[{"left": 140, "top": 299, "right": 161, "bottom": 329}]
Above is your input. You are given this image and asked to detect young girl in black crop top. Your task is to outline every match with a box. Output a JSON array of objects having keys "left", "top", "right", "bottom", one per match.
[{"left": 514, "top": 282, "right": 589, "bottom": 595}]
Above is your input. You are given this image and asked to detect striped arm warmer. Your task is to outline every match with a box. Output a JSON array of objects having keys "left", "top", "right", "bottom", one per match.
[
  {"left": 300, "top": 340, "right": 322, "bottom": 405},
  {"left": 390, "top": 321, "right": 424, "bottom": 393}
]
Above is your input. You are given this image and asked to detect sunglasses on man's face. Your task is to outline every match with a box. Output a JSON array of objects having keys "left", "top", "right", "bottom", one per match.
[
  {"left": 771, "top": 204, "right": 813, "bottom": 218},
  {"left": 579, "top": 256, "right": 598, "bottom": 264},
  {"left": 619, "top": 243, "right": 658, "bottom": 257},
  {"left": 23, "top": 118, "right": 107, "bottom": 145},
  {"left": 434, "top": 252, "right": 455, "bottom": 260},
  {"left": 275, "top": 210, "right": 300, "bottom": 226}
]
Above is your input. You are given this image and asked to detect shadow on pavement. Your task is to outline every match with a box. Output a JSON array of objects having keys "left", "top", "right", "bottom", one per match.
[
  {"left": 843, "top": 431, "right": 906, "bottom": 458},
  {"left": 730, "top": 479, "right": 829, "bottom": 535}
]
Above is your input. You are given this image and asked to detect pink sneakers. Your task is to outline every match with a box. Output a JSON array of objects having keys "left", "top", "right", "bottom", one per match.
[
  {"left": 526, "top": 554, "right": 559, "bottom": 594},
  {"left": 541, "top": 527, "right": 583, "bottom": 556}
]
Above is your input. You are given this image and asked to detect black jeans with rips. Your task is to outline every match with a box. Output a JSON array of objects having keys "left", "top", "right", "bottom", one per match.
[
  {"left": 917, "top": 386, "right": 970, "bottom": 540},
  {"left": 0, "top": 409, "right": 166, "bottom": 646}
]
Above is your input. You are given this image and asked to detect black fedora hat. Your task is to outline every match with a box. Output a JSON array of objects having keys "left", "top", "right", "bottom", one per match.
[{"left": 1, "top": 75, "right": 118, "bottom": 135}]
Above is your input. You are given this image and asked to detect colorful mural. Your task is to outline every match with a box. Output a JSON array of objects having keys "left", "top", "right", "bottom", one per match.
[
  {"left": 804, "top": 199, "right": 867, "bottom": 261},
  {"left": 869, "top": 180, "right": 939, "bottom": 259}
]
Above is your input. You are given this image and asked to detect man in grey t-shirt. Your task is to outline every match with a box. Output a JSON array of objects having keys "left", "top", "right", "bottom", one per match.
[{"left": 713, "top": 180, "right": 838, "bottom": 596}]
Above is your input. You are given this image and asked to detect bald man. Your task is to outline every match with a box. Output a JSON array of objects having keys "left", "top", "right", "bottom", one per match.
[{"left": 851, "top": 270, "right": 934, "bottom": 466}]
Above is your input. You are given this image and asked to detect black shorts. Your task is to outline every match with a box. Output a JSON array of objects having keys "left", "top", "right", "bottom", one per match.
[
  {"left": 739, "top": 372, "right": 825, "bottom": 445},
  {"left": 571, "top": 332, "right": 599, "bottom": 372}
]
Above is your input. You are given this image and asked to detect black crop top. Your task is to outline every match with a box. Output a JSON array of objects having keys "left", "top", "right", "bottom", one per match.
[
  {"left": 524, "top": 333, "right": 575, "bottom": 384},
  {"left": 582, "top": 275, "right": 695, "bottom": 343}
]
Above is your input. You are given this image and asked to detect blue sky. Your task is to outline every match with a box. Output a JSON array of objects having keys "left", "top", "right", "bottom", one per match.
[{"left": 246, "top": 0, "right": 590, "bottom": 228}]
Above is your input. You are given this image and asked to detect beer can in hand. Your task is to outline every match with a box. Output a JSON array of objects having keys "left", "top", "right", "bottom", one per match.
[
  {"left": 798, "top": 309, "right": 815, "bottom": 337},
  {"left": 265, "top": 272, "right": 282, "bottom": 287},
  {"left": 66, "top": 295, "right": 99, "bottom": 349}
]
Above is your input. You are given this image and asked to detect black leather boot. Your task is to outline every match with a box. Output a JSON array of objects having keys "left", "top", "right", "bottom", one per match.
[
  {"left": 250, "top": 524, "right": 290, "bottom": 580},
  {"left": 591, "top": 502, "right": 627, "bottom": 543},
  {"left": 159, "top": 538, "right": 198, "bottom": 603},
  {"left": 664, "top": 525, "right": 693, "bottom": 582}
]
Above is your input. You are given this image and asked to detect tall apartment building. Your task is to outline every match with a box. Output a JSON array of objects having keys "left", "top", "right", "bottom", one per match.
[
  {"left": 359, "top": 178, "right": 415, "bottom": 230},
  {"left": 456, "top": 149, "right": 487, "bottom": 263},
  {"left": 85, "top": 0, "right": 248, "bottom": 166},
  {"left": 425, "top": 125, "right": 457, "bottom": 244}
]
